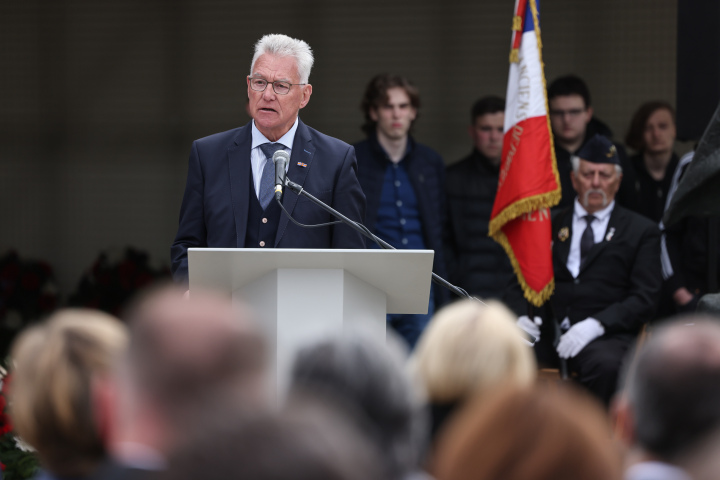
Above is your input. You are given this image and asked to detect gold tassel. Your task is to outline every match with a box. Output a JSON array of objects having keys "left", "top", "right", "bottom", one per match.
[{"left": 513, "top": 15, "right": 523, "bottom": 31}]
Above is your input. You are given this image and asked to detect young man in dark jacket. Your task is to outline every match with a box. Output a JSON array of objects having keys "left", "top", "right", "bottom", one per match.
[
  {"left": 353, "top": 74, "right": 448, "bottom": 349},
  {"left": 444, "top": 96, "right": 513, "bottom": 301}
]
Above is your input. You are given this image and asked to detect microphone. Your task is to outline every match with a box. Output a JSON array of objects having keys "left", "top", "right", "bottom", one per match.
[{"left": 273, "top": 150, "right": 291, "bottom": 200}]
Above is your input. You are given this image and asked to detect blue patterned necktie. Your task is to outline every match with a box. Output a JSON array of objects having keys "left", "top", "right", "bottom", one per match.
[{"left": 258, "top": 143, "right": 286, "bottom": 209}]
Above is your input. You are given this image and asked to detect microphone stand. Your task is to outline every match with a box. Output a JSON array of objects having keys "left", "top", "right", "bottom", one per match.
[
  {"left": 282, "top": 179, "right": 538, "bottom": 344},
  {"left": 284, "top": 179, "right": 473, "bottom": 301}
]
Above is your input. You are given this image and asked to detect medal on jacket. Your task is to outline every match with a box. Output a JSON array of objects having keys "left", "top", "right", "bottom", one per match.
[
  {"left": 558, "top": 227, "right": 569, "bottom": 242},
  {"left": 605, "top": 227, "right": 616, "bottom": 242}
]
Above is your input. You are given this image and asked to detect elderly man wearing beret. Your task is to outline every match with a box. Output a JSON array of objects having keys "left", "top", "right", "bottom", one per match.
[{"left": 513, "top": 134, "right": 662, "bottom": 406}]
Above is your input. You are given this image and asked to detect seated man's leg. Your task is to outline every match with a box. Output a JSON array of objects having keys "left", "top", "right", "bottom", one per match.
[
  {"left": 533, "top": 337, "right": 560, "bottom": 368},
  {"left": 568, "top": 335, "right": 633, "bottom": 406},
  {"left": 532, "top": 318, "right": 561, "bottom": 368}
]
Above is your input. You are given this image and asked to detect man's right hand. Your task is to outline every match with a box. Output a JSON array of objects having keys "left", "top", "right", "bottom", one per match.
[{"left": 517, "top": 315, "right": 543, "bottom": 341}]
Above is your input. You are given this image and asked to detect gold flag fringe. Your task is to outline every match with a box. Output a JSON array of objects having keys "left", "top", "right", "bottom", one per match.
[
  {"left": 493, "top": 229, "right": 555, "bottom": 307},
  {"left": 488, "top": 188, "right": 561, "bottom": 237}
]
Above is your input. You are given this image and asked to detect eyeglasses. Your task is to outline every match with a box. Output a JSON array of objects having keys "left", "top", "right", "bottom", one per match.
[
  {"left": 549, "top": 108, "right": 586, "bottom": 118},
  {"left": 248, "top": 77, "right": 306, "bottom": 95}
]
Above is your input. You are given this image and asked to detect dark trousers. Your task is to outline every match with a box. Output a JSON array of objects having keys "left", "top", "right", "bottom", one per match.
[{"left": 535, "top": 333, "right": 633, "bottom": 407}]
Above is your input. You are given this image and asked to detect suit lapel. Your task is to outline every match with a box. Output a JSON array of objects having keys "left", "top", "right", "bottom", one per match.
[
  {"left": 554, "top": 208, "right": 573, "bottom": 272},
  {"left": 579, "top": 205, "right": 622, "bottom": 273},
  {"left": 275, "top": 119, "right": 315, "bottom": 246},
  {"left": 227, "top": 125, "right": 253, "bottom": 248}
]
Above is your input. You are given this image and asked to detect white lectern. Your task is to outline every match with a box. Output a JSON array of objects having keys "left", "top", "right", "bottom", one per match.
[{"left": 187, "top": 248, "right": 434, "bottom": 396}]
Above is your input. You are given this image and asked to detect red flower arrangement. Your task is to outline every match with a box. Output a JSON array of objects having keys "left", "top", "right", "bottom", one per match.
[
  {"left": 67, "top": 247, "right": 170, "bottom": 316},
  {"left": 0, "top": 369, "right": 40, "bottom": 479},
  {"left": 0, "top": 387, "right": 12, "bottom": 435},
  {"left": 0, "top": 250, "right": 59, "bottom": 360}
]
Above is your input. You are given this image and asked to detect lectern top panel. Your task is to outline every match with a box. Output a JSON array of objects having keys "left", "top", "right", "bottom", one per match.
[{"left": 188, "top": 248, "right": 434, "bottom": 312}]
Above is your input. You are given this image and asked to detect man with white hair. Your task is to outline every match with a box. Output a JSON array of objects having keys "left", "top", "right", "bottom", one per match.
[
  {"left": 514, "top": 134, "right": 662, "bottom": 406},
  {"left": 171, "top": 34, "right": 366, "bottom": 281}
]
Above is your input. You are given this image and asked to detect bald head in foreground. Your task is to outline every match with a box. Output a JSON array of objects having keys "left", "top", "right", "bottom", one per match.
[{"left": 95, "top": 285, "right": 267, "bottom": 479}]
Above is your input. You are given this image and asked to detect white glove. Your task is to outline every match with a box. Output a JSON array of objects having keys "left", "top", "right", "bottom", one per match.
[
  {"left": 556, "top": 318, "right": 605, "bottom": 359},
  {"left": 517, "top": 315, "right": 543, "bottom": 341}
]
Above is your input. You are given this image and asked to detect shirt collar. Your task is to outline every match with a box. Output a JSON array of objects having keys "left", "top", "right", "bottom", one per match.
[
  {"left": 369, "top": 131, "right": 414, "bottom": 164},
  {"left": 472, "top": 149, "right": 501, "bottom": 173},
  {"left": 251, "top": 117, "right": 299, "bottom": 150},
  {"left": 625, "top": 461, "right": 692, "bottom": 480},
  {"left": 573, "top": 197, "right": 615, "bottom": 222},
  {"left": 113, "top": 441, "right": 167, "bottom": 471}
]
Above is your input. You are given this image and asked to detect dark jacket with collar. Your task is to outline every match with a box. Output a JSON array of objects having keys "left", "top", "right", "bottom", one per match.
[
  {"left": 505, "top": 203, "right": 662, "bottom": 337},
  {"left": 171, "top": 119, "right": 367, "bottom": 281},
  {"left": 444, "top": 150, "right": 513, "bottom": 300},
  {"left": 353, "top": 133, "right": 449, "bottom": 306},
  {"left": 629, "top": 152, "right": 680, "bottom": 223},
  {"left": 549, "top": 204, "right": 662, "bottom": 335}
]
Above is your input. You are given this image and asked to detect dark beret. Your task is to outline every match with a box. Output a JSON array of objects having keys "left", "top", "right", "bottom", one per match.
[{"left": 576, "top": 134, "right": 620, "bottom": 165}]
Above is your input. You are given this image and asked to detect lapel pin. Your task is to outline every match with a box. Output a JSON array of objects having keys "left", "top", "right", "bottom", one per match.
[
  {"left": 297, "top": 162, "right": 307, "bottom": 168},
  {"left": 558, "top": 227, "right": 569, "bottom": 242},
  {"left": 605, "top": 227, "right": 615, "bottom": 242}
]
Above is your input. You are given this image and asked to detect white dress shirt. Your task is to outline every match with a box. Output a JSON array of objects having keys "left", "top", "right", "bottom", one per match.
[
  {"left": 113, "top": 441, "right": 167, "bottom": 471},
  {"left": 625, "top": 461, "right": 692, "bottom": 480},
  {"left": 566, "top": 198, "right": 615, "bottom": 278},
  {"left": 250, "top": 118, "right": 298, "bottom": 197}
]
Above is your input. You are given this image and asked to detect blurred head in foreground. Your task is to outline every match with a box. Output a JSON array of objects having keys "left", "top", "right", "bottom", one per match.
[
  {"left": 433, "top": 384, "right": 622, "bottom": 480},
  {"left": 614, "top": 316, "right": 720, "bottom": 479},
  {"left": 10, "top": 309, "right": 128, "bottom": 477},
  {"left": 288, "top": 330, "right": 426, "bottom": 480},
  {"left": 410, "top": 299, "right": 536, "bottom": 438},
  {"left": 102, "top": 284, "right": 268, "bottom": 462},
  {"left": 162, "top": 408, "right": 386, "bottom": 480}
]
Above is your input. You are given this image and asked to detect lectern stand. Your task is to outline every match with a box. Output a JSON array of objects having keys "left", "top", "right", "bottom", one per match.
[{"left": 188, "top": 248, "right": 434, "bottom": 396}]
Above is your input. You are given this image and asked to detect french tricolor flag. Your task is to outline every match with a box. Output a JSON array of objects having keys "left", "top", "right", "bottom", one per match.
[{"left": 489, "top": 0, "right": 560, "bottom": 307}]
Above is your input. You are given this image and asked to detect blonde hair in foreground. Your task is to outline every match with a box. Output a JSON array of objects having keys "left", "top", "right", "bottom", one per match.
[
  {"left": 411, "top": 299, "right": 536, "bottom": 403},
  {"left": 10, "top": 309, "right": 128, "bottom": 477}
]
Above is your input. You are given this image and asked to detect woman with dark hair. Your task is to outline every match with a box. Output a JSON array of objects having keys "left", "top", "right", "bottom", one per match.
[{"left": 625, "top": 101, "right": 679, "bottom": 222}]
